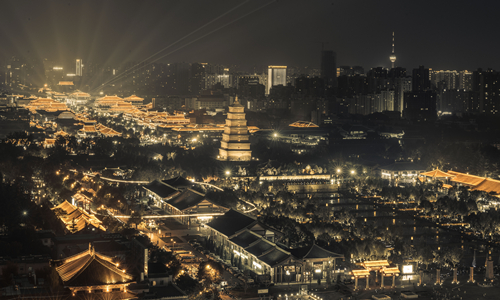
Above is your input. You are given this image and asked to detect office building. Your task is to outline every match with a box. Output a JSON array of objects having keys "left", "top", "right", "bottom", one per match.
[
  {"left": 412, "top": 66, "right": 431, "bottom": 92},
  {"left": 267, "top": 66, "right": 287, "bottom": 95},
  {"left": 473, "top": 68, "right": 500, "bottom": 115},
  {"left": 321, "top": 50, "right": 337, "bottom": 92},
  {"left": 76, "top": 59, "right": 82, "bottom": 76}
]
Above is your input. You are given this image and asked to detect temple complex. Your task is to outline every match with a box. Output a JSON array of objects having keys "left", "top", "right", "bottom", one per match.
[
  {"left": 51, "top": 200, "right": 106, "bottom": 233},
  {"left": 206, "top": 209, "right": 344, "bottom": 284},
  {"left": 218, "top": 97, "right": 252, "bottom": 161}
]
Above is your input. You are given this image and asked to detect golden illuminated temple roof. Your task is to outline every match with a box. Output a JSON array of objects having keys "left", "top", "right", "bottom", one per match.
[
  {"left": 70, "top": 90, "right": 91, "bottom": 97},
  {"left": 448, "top": 170, "right": 487, "bottom": 186},
  {"left": 381, "top": 266, "right": 400, "bottom": 275},
  {"left": 351, "top": 269, "right": 370, "bottom": 276},
  {"left": 420, "top": 169, "right": 453, "bottom": 178},
  {"left": 124, "top": 94, "right": 144, "bottom": 101},
  {"left": 362, "top": 260, "right": 390, "bottom": 269},
  {"left": 96, "top": 95, "right": 124, "bottom": 101},
  {"left": 24, "top": 97, "right": 69, "bottom": 111},
  {"left": 55, "top": 130, "right": 69, "bottom": 136},
  {"left": 471, "top": 178, "right": 500, "bottom": 195},
  {"left": 54, "top": 244, "right": 133, "bottom": 286},
  {"left": 289, "top": 121, "right": 319, "bottom": 128},
  {"left": 52, "top": 200, "right": 106, "bottom": 232}
]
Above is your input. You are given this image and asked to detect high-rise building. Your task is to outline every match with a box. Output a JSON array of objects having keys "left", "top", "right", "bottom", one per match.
[
  {"left": 394, "top": 77, "right": 412, "bottom": 113},
  {"left": 267, "top": 66, "right": 287, "bottom": 95},
  {"left": 321, "top": 50, "right": 337, "bottom": 92},
  {"left": 403, "top": 90, "right": 437, "bottom": 121},
  {"left": 458, "top": 70, "right": 473, "bottom": 91},
  {"left": 218, "top": 97, "right": 252, "bottom": 161},
  {"left": 431, "top": 70, "right": 458, "bottom": 90},
  {"left": 76, "top": 59, "right": 82, "bottom": 76},
  {"left": 412, "top": 66, "right": 431, "bottom": 91},
  {"left": 5, "top": 56, "right": 24, "bottom": 88},
  {"left": 295, "top": 76, "right": 325, "bottom": 97},
  {"left": 390, "top": 32, "right": 396, "bottom": 69},
  {"left": 473, "top": 68, "right": 500, "bottom": 115}
]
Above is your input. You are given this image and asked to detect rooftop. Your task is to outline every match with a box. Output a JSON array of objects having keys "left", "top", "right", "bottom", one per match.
[{"left": 206, "top": 209, "right": 257, "bottom": 237}]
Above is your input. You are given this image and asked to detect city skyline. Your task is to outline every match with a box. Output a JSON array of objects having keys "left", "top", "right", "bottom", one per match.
[{"left": 1, "top": 0, "right": 500, "bottom": 71}]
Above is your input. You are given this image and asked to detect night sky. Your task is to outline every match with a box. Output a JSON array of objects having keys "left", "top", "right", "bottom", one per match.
[{"left": 1, "top": 0, "right": 499, "bottom": 71}]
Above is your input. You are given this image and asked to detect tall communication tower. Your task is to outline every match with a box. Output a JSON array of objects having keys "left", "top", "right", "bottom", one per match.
[{"left": 390, "top": 32, "right": 396, "bottom": 69}]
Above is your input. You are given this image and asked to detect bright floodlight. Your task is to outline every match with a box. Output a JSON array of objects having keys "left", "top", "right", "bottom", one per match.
[
  {"left": 351, "top": 170, "right": 355, "bottom": 174},
  {"left": 225, "top": 170, "right": 231, "bottom": 175},
  {"left": 273, "top": 133, "right": 278, "bottom": 137},
  {"left": 23, "top": 211, "right": 27, "bottom": 216},
  {"left": 337, "top": 168, "right": 341, "bottom": 173}
]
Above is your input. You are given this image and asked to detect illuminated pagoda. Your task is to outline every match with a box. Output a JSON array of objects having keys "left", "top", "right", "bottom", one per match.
[
  {"left": 218, "top": 97, "right": 252, "bottom": 161},
  {"left": 51, "top": 243, "right": 136, "bottom": 298}
]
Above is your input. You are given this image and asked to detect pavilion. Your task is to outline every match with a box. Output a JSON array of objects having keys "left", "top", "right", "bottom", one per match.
[{"left": 51, "top": 243, "right": 136, "bottom": 298}]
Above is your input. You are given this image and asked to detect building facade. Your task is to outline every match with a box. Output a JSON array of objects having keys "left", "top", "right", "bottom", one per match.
[{"left": 267, "top": 66, "right": 287, "bottom": 95}]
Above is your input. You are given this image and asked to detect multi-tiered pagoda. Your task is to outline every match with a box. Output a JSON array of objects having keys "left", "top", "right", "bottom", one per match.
[{"left": 218, "top": 97, "right": 252, "bottom": 161}]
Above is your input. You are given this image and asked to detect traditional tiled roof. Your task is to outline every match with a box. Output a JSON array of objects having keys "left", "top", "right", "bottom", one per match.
[
  {"left": 362, "top": 260, "right": 390, "bottom": 269},
  {"left": 124, "top": 95, "right": 144, "bottom": 101},
  {"left": 52, "top": 200, "right": 78, "bottom": 214},
  {"left": 166, "top": 189, "right": 208, "bottom": 211},
  {"left": 244, "top": 238, "right": 275, "bottom": 256},
  {"left": 289, "top": 244, "right": 344, "bottom": 260},
  {"left": 351, "top": 269, "right": 370, "bottom": 276},
  {"left": 54, "top": 245, "right": 133, "bottom": 286},
  {"left": 53, "top": 201, "right": 105, "bottom": 232},
  {"left": 44, "top": 138, "right": 56, "bottom": 146},
  {"left": 81, "top": 125, "right": 97, "bottom": 132},
  {"left": 420, "top": 169, "right": 454, "bottom": 178},
  {"left": 289, "top": 121, "right": 319, "bottom": 128},
  {"left": 448, "top": 170, "right": 486, "bottom": 186},
  {"left": 70, "top": 90, "right": 91, "bottom": 97},
  {"left": 258, "top": 246, "right": 291, "bottom": 267},
  {"left": 161, "top": 176, "right": 195, "bottom": 189},
  {"left": 471, "top": 178, "right": 500, "bottom": 195},
  {"left": 229, "top": 229, "right": 262, "bottom": 248},
  {"left": 381, "top": 266, "right": 400, "bottom": 275},
  {"left": 55, "top": 130, "right": 69, "bottom": 136},
  {"left": 96, "top": 95, "right": 123, "bottom": 101},
  {"left": 143, "top": 180, "right": 179, "bottom": 199},
  {"left": 206, "top": 209, "right": 257, "bottom": 237}
]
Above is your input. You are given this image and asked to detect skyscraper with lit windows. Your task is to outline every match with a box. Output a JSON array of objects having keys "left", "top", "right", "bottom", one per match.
[
  {"left": 76, "top": 59, "right": 82, "bottom": 76},
  {"left": 267, "top": 65, "right": 287, "bottom": 95}
]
